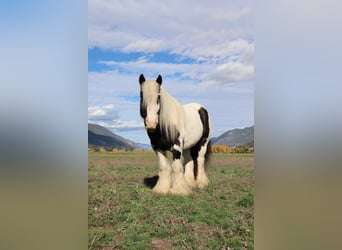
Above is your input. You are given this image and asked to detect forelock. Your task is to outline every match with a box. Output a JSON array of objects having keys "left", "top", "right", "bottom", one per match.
[{"left": 141, "top": 80, "right": 160, "bottom": 105}]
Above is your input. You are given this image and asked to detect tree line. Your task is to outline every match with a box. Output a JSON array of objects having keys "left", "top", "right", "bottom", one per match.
[
  {"left": 89, "top": 144, "right": 254, "bottom": 154},
  {"left": 210, "top": 144, "right": 254, "bottom": 154}
]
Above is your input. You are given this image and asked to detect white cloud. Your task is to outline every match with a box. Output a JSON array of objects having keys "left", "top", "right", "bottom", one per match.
[
  {"left": 88, "top": 0, "right": 254, "bottom": 57},
  {"left": 202, "top": 62, "right": 254, "bottom": 87},
  {"left": 97, "top": 51, "right": 253, "bottom": 87},
  {"left": 88, "top": 104, "right": 119, "bottom": 121},
  {"left": 122, "top": 39, "right": 165, "bottom": 53},
  {"left": 88, "top": 103, "right": 144, "bottom": 131},
  {"left": 208, "top": 6, "right": 252, "bottom": 22},
  {"left": 98, "top": 59, "right": 212, "bottom": 80},
  {"left": 88, "top": 1, "right": 254, "bottom": 85},
  {"left": 93, "top": 120, "right": 144, "bottom": 130},
  {"left": 172, "top": 38, "right": 254, "bottom": 64}
]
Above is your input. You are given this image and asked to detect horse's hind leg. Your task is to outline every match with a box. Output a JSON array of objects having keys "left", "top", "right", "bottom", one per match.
[
  {"left": 194, "top": 107, "right": 210, "bottom": 189},
  {"left": 183, "top": 149, "right": 196, "bottom": 189},
  {"left": 152, "top": 151, "right": 172, "bottom": 194},
  {"left": 196, "top": 140, "right": 209, "bottom": 189}
]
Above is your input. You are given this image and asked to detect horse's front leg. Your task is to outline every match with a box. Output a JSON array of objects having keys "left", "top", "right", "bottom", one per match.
[
  {"left": 170, "top": 138, "right": 192, "bottom": 195},
  {"left": 152, "top": 151, "right": 172, "bottom": 194}
]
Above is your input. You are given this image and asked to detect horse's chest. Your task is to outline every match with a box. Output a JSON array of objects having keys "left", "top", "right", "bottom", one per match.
[{"left": 147, "top": 128, "right": 177, "bottom": 151}]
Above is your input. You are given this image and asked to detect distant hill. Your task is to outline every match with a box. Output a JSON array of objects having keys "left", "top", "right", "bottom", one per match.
[
  {"left": 135, "top": 142, "right": 152, "bottom": 150},
  {"left": 88, "top": 123, "right": 143, "bottom": 150},
  {"left": 211, "top": 126, "right": 254, "bottom": 148},
  {"left": 89, "top": 123, "right": 254, "bottom": 150}
]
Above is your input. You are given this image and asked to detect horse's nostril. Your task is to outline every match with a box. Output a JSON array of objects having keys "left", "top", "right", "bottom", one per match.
[{"left": 146, "top": 123, "right": 157, "bottom": 130}]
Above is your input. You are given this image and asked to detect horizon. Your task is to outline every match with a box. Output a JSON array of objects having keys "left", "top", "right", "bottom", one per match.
[
  {"left": 88, "top": 122, "right": 254, "bottom": 147},
  {"left": 88, "top": 0, "right": 254, "bottom": 144}
]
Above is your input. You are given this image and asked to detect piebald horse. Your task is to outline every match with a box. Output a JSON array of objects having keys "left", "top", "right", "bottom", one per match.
[{"left": 139, "top": 74, "right": 211, "bottom": 195}]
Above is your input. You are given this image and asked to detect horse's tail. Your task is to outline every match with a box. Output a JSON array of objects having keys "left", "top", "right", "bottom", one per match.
[
  {"left": 200, "top": 106, "right": 211, "bottom": 168},
  {"left": 192, "top": 106, "right": 211, "bottom": 179},
  {"left": 204, "top": 139, "right": 211, "bottom": 166}
]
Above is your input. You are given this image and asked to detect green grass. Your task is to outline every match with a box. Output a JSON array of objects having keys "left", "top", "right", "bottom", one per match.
[{"left": 88, "top": 151, "right": 254, "bottom": 249}]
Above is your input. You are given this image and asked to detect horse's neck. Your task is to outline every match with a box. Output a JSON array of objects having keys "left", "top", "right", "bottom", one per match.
[
  {"left": 160, "top": 88, "right": 182, "bottom": 115},
  {"left": 159, "top": 88, "right": 184, "bottom": 139}
]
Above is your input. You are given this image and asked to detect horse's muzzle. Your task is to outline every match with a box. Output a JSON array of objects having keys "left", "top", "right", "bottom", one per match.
[{"left": 145, "top": 118, "right": 157, "bottom": 131}]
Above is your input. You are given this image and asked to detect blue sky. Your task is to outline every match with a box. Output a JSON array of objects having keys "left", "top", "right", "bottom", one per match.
[{"left": 88, "top": 0, "right": 254, "bottom": 144}]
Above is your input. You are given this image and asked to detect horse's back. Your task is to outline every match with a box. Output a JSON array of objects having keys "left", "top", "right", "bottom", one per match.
[{"left": 182, "top": 103, "right": 209, "bottom": 149}]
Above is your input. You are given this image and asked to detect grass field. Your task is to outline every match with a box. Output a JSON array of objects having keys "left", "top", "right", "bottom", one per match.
[{"left": 88, "top": 151, "right": 254, "bottom": 249}]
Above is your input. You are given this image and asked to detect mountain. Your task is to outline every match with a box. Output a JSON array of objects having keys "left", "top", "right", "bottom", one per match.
[
  {"left": 211, "top": 126, "right": 254, "bottom": 148},
  {"left": 88, "top": 123, "right": 142, "bottom": 150},
  {"left": 135, "top": 142, "right": 152, "bottom": 150},
  {"left": 89, "top": 123, "right": 254, "bottom": 150}
]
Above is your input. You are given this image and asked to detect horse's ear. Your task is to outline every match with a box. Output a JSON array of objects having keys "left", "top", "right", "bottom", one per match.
[
  {"left": 156, "top": 75, "right": 162, "bottom": 85},
  {"left": 139, "top": 74, "right": 145, "bottom": 85}
]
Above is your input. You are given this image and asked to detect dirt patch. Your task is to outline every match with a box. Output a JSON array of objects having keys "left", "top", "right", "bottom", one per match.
[
  {"left": 209, "top": 155, "right": 254, "bottom": 168},
  {"left": 187, "top": 223, "right": 220, "bottom": 249},
  {"left": 150, "top": 238, "right": 172, "bottom": 250}
]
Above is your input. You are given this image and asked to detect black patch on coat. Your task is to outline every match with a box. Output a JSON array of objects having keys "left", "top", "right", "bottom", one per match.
[
  {"left": 190, "top": 107, "right": 210, "bottom": 179},
  {"left": 198, "top": 107, "right": 210, "bottom": 146},
  {"left": 172, "top": 149, "right": 181, "bottom": 160},
  {"left": 171, "top": 139, "right": 181, "bottom": 160},
  {"left": 147, "top": 125, "right": 180, "bottom": 152}
]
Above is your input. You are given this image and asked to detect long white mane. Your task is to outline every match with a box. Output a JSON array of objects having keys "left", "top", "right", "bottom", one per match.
[{"left": 159, "top": 88, "right": 185, "bottom": 140}]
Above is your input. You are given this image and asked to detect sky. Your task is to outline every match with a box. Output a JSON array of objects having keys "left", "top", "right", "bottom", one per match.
[{"left": 88, "top": 0, "right": 254, "bottom": 144}]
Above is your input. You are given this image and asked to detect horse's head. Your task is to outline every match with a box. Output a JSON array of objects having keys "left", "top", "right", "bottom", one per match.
[{"left": 139, "top": 74, "right": 162, "bottom": 132}]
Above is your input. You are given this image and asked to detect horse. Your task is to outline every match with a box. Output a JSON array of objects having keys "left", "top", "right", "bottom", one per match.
[{"left": 139, "top": 74, "right": 211, "bottom": 195}]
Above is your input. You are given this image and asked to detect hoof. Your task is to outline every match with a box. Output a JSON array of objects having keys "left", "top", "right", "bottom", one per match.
[
  {"left": 152, "top": 179, "right": 171, "bottom": 194},
  {"left": 196, "top": 176, "right": 209, "bottom": 189},
  {"left": 169, "top": 183, "right": 192, "bottom": 195},
  {"left": 152, "top": 188, "right": 169, "bottom": 195}
]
